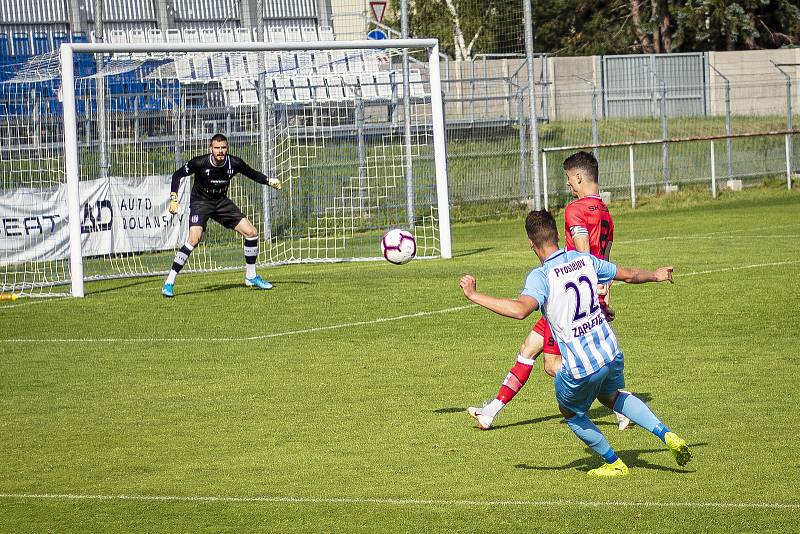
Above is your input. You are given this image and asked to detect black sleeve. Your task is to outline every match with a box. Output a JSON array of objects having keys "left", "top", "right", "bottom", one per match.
[
  {"left": 232, "top": 156, "right": 270, "bottom": 186},
  {"left": 171, "top": 156, "right": 200, "bottom": 193}
]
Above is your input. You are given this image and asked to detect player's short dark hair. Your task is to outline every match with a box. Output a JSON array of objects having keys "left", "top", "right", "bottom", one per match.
[
  {"left": 210, "top": 133, "right": 228, "bottom": 145},
  {"left": 563, "top": 151, "right": 598, "bottom": 183},
  {"left": 525, "top": 210, "right": 558, "bottom": 248}
]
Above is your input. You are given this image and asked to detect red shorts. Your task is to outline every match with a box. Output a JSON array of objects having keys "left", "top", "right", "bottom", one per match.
[{"left": 532, "top": 317, "right": 561, "bottom": 355}]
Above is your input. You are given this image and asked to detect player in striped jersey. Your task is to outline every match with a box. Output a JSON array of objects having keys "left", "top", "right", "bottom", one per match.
[
  {"left": 459, "top": 210, "right": 691, "bottom": 476},
  {"left": 469, "top": 151, "right": 631, "bottom": 431}
]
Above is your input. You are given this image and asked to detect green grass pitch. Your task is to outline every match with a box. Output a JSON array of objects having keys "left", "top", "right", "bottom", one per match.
[{"left": 1, "top": 185, "right": 799, "bottom": 533}]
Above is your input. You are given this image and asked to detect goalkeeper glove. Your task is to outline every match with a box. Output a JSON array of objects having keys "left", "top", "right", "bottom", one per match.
[
  {"left": 168, "top": 192, "right": 179, "bottom": 215},
  {"left": 268, "top": 177, "right": 282, "bottom": 190}
]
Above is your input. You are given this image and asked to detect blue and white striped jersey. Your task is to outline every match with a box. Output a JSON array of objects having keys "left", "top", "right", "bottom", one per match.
[{"left": 522, "top": 249, "right": 621, "bottom": 379}]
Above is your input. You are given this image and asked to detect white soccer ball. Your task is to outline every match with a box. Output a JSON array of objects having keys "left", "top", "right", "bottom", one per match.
[{"left": 381, "top": 228, "right": 417, "bottom": 265}]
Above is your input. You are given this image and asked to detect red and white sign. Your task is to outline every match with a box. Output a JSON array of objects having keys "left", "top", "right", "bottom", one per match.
[{"left": 369, "top": 1, "right": 387, "bottom": 24}]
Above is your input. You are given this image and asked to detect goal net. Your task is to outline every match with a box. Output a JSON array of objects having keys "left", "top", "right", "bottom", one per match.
[{"left": 0, "top": 37, "right": 450, "bottom": 297}]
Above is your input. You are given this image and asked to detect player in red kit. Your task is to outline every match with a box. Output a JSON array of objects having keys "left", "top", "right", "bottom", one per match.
[{"left": 468, "top": 151, "right": 632, "bottom": 430}]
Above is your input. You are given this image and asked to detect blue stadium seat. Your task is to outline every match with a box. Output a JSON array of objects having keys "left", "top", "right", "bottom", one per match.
[
  {"left": 0, "top": 34, "right": 11, "bottom": 61},
  {"left": 71, "top": 32, "right": 88, "bottom": 43},
  {"left": 32, "top": 32, "right": 51, "bottom": 55},
  {"left": 12, "top": 32, "right": 31, "bottom": 57},
  {"left": 52, "top": 31, "right": 69, "bottom": 50}
]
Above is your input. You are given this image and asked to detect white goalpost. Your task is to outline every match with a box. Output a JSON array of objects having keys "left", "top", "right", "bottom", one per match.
[{"left": 0, "top": 38, "right": 451, "bottom": 298}]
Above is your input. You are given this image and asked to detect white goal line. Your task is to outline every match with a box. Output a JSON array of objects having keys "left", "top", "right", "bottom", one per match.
[
  {"left": 0, "top": 304, "right": 478, "bottom": 343},
  {"left": 0, "top": 492, "right": 798, "bottom": 510}
]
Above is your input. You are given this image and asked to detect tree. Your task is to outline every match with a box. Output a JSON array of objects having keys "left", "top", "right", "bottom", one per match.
[
  {"left": 385, "top": 0, "right": 799, "bottom": 56},
  {"left": 386, "top": 0, "right": 525, "bottom": 60}
]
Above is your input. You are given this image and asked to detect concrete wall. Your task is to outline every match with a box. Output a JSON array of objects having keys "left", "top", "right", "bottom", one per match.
[{"left": 437, "top": 49, "right": 800, "bottom": 123}]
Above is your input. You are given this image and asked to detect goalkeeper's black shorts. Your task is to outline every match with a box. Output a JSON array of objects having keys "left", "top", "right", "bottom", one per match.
[{"left": 189, "top": 196, "right": 247, "bottom": 230}]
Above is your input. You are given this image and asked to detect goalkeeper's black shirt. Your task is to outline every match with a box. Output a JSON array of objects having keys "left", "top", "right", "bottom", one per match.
[{"left": 171, "top": 154, "right": 271, "bottom": 201}]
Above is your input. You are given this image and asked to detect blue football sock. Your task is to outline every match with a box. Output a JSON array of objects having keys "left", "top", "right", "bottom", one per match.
[
  {"left": 565, "top": 414, "right": 619, "bottom": 464},
  {"left": 613, "top": 392, "right": 670, "bottom": 441}
]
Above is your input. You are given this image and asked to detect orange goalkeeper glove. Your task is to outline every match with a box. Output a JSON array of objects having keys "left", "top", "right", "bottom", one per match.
[{"left": 168, "top": 192, "right": 179, "bottom": 215}]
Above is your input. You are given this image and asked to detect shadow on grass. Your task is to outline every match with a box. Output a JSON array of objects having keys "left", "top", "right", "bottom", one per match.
[
  {"left": 440, "top": 392, "right": 655, "bottom": 430},
  {"left": 172, "top": 279, "right": 314, "bottom": 296},
  {"left": 87, "top": 277, "right": 161, "bottom": 295},
  {"left": 453, "top": 247, "right": 493, "bottom": 258},
  {"left": 515, "top": 442, "right": 706, "bottom": 474}
]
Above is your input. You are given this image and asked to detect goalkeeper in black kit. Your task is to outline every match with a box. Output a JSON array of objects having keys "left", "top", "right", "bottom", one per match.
[{"left": 161, "top": 133, "right": 282, "bottom": 297}]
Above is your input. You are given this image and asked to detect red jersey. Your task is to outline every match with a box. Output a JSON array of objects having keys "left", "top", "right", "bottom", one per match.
[{"left": 564, "top": 195, "right": 614, "bottom": 260}]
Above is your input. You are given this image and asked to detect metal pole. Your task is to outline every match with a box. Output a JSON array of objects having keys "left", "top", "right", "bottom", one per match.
[
  {"left": 772, "top": 61, "right": 793, "bottom": 186},
  {"left": 401, "top": 0, "right": 415, "bottom": 229},
  {"left": 710, "top": 140, "right": 717, "bottom": 198},
  {"left": 577, "top": 75, "right": 599, "bottom": 161},
  {"left": 517, "top": 90, "right": 527, "bottom": 198},
  {"left": 356, "top": 97, "right": 367, "bottom": 207},
  {"left": 629, "top": 145, "right": 636, "bottom": 208},
  {"left": 60, "top": 44, "right": 85, "bottom": 297},
  {"left": 523, "top": 0, "right": 541, "bottom": 209},
  {"left": 542, "top": 151, "right": 548, "bottom": 210},
  {"left": 710, "top": 63, "right": 733, "bottom": 180},
  {"left": 428, "top": 44, "right": 452, "bottom": 259},
  {"left": 256, "top": 0, "right": 273, "bottom": 243},
  {"left": 660, "top": 80, "right": 669, "bottom": 188},
  {"left": 786, "top": 134, "right": 793, "bottom": 190},
  {"left": 93, "top": 0, "right": 108, "bottom": 180}
]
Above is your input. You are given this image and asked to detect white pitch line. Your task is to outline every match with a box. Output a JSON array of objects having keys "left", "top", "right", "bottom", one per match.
[
  {"left": 0, "top": 492, "right": 798, "bottom": 510},
  {"left": 675, "top": 259, "right": 800, "bottom": 278},
  {"left": 0, "top": 304, "right": 478, "bottom": 343},
  {"left": 618, "top": 234, "right": 800, "bottom": 245}
]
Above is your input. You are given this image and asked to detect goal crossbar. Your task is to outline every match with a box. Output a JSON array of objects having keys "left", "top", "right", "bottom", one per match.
[{"left": 58, "top": 38, "right": 451, "bottom": 297}]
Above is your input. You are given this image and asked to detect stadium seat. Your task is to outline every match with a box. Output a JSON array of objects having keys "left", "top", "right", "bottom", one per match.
[
  {"left": 12, "top": 32, "right": 31, "bottom": 57},
  {"left": 192, "top": 55, "right": 211, "bottom": 81},
  {"left": 108, "top": 29, "right": 129, "bottom": 59},
  {"left": 229, "top": 54, "right": 247, "bottom": 77},
  {"left": 174, "top": 56, "right": 193, "bottom": 80},
  {"left": 410, "top": 70, "right": 425, "bottom": 97},
  {"left": 342, "top": 74, "right": 360, "bottom": 99},
  {"left": 244, "top": 53, "right": 261, "bottom": 77},
  {"left": 182, "top": 28, "right": 200, "bottom": 43},
  {"left": 32, "top": 32, "right": 51, "bottom": 55},
  {"left": 108, "top": 29, "right": 127, "bottom": 44},
  {"left": 129, "top": 29, "right": 147, "bottom": 59},
  {"left": 72, "top": 31, "right": 88, "bottom": 43},
  {"left": 210, "top": 53, "right": 228, "bottom": 78},
  {"left": 0, "top": 34, "right": 10, "bottom": 61},
  {"left": 375, "top": 72, "right": 392, "bottom": 98},
  {"left": 285, "top": 26, "right": 302, "bottom": 43},
  {"left": 200, "top": 28, "right": 217, "bottom": 43},
  {"left": 293, "top": 77, "right": 312, "bottom": 101},
  {"left": 311, "top": 52, "right": 328, "bottom": 74},
  {"left": 330, "top": 51, "right": 348, "bottom": 73},
  {"left": 296, "top": 51, "right": 314, "bottom": 74},
  {"left": 147, "top": 29, "right": 165, "bottom": 58},
  {"left": 235, "top": 27, "right": 253, "bottom": 42},
  {"left": 268, "top": 26, "right": 286, "bottom": 43},
  {"left": 218, "top": 28, "right": 235, "bottom": 43},
  {"left": 309, "top": 75, "right": 327, "bottom": 100},
  {"left": 274, "top": 77, "right": 293, "bottom": 103},
  {"left": 279, "top": 52, "right": 298, "bottom": 74},
  {"left": 52, "top": 31, "right": 69, "bottom": 50},
  {"left": 359, "top": 73, "right": 378, "bottom": 99},
  {"left": 318, "top": 26, "right": 334, "bottom": 41},
  {"left": 221, "top": 78, "right": 242, "bottom": 106},
  {"left": 165, "top": 28, "right": 183, "bottom": 45},
  {"left": 240, "top": 79, "right": 258, "bottom": 105},
  {"left": 301, "top": 26, "right": 318, "bottom": 42}
]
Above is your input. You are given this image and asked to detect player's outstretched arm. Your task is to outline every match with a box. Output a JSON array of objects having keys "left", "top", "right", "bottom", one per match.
[
  {"left": 237, "top": 158, "right": 282, "bottom": 190},
  {"left": 614, "top": 266, "right": 673, "bottom": 284},
  {"left": 459, "top": 274, "right": 539, "bottom": 320}
]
